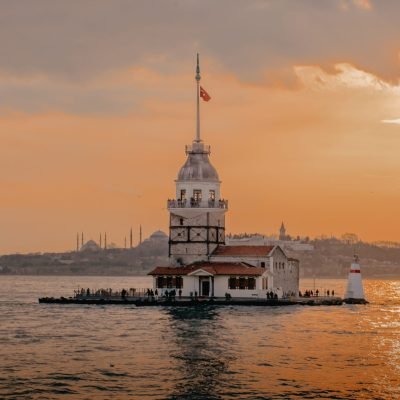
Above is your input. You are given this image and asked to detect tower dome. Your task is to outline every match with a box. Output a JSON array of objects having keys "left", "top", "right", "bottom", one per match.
[{"left": 177, "top": 142, "right": 219, "bottom": 182}]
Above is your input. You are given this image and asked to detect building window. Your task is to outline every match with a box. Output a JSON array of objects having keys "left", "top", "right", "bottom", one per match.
[
  {"left": 193, "top": 189, "right": 202, "bottom": 201},
  {"left": 209, "top": 190, "right": 215, "bottom": 201},
  {"left": 167, "top": 276, "right": 173, "bottom": 288},
  {"left": 248, "top": 277, "right": 256, "bottom": 290},
  {"left": 262, "top": 277, "right": 268, "bottom": 290},
  {"left": 228, "top": 277, "right": 237, "bottom": 289},
  {"left": 180, "top": 218, "right": 184, "bottom": 226},
  {"left": 261, "top": 262, "right": 265, "bottom": 268},
  {"left": 176, "top": 276, "right": 183, "bottom": 289},
  {"left": 156, "top": 276, "right": 165, "bottom": 288},
  {"left": 180, "top": 189, "right": 186, "bottom": 201},
  {"left": 229, "top": 277, "right": 257, "bottom": 290},
  {"left": 239, "top": 277, "right": 246, "bottom": 290}
]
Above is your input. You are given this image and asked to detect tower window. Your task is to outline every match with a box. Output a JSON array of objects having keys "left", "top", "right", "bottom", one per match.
[
  {"left": 209, "top": 190, "right": 215, "bottom": 201},
  {"left": 193, "top": 190, "right": 202, "bottom": 201},
  {"left": 180, "top": 189, "right": 186, "bottom": 201},
  {"left": 180, "top": 218, "right": 184, "bottom": 226}
]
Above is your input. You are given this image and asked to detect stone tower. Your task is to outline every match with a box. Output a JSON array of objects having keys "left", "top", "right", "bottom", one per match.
[
  {"left": 279, "top": 222, "right": 286, "bottom": 241},
  {"left": 167, "top": 55, "right": 228, "bottom": 265}
]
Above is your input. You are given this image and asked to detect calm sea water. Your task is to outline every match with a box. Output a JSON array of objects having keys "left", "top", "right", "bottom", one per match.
[{"left": 0, "top": 276, "right": 399, "bottom": 400}]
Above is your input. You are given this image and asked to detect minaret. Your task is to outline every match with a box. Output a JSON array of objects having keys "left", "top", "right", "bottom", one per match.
[
  {"left": 279, "top": 222, "right": 286, "bottom": 241},
  {"left": 76, "top": 233, "right": 79, "bottom": 252},
  {"left": 81, "top": 232, "right": 84, "bottom": 247},
  {"left": 104, "top": 232, "right": 107, "bottom": 250},
  {"left": 99, "top": 233, "right": 102, "bottom": 249},
  {"left": 139, "top": 225, "right": 142, "bottom": 245},
  {"left": 130, "top": 228, "right": 133, "bottom": 248},
  {"left": 167, "top": 54, "right": 228, "bottom": 265},
  {"left": 344, "top": 255, "right": 367, "bottom": 304}
]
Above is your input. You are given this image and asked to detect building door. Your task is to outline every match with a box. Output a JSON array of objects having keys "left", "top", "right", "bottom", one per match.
[{"left": 201, "top": 280, "right": 210, "bottom": 297}]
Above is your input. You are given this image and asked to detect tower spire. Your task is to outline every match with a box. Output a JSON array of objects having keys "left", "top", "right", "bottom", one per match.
[{"left": 195, "top": 53, "right": 201, "bottom": 143}]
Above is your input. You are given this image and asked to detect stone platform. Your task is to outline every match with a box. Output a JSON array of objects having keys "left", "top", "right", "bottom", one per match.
[{"left": 38, "top": 296, "right": 344, "bottom": 307}]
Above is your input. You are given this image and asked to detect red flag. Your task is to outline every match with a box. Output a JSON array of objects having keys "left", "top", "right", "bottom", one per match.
[{"left": 200, "top": 86, "right": 211, "bottom": 102}]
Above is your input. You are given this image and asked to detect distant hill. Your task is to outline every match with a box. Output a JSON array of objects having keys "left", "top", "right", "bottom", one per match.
[
  {"left": 0, "top": 231, "right": 169, "bottom": 276},
  {"left": 287, "top": 237, "right": 400, "bottom": 279},
  {"left": 1, "top": 233, "right": 399, "bottom": 278}
]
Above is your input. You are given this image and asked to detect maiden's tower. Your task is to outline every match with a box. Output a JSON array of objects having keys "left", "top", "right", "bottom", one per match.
[{"left": 149, "top": 55, "right": 299, "bottom": 299}]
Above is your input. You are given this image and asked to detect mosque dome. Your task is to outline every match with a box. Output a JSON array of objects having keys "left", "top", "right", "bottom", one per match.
[
  {"left": 80, "top": 240, "right": 100, "bottom": 252},
  {"left": 177, "top": 145, "right": 220, "bottom": 182},
  {"left": 149, "top": 230, "right": 168, "bottom": 240}
]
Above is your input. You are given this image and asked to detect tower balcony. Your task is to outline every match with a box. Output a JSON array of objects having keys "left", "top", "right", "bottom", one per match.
[
  {"left": 167, "top": 198, "right": 228, "bottom": 210},
  {"left": 185, "top": 144, "right": 211, "bottom": 155}
]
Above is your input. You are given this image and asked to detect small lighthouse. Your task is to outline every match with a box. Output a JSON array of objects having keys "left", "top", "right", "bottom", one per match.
[{"left": 344, "top": 255, "right": 368, "bottom": 304}]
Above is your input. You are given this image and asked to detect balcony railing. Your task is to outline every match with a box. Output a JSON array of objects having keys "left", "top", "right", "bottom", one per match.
[
  {"left": 185, "top": 144, "right": 211, "bottom": 154},
  {"left": 167, "top": 199, "right": 228, "bottom": 210}
]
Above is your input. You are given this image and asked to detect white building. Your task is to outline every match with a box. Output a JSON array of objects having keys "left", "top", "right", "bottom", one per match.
[{"left": 149, "top": 55, "right": 299, "bottom": 299}]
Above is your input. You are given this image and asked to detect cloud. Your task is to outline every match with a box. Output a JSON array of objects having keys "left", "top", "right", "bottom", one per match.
[
  {"left": 0, "top": 0, "right": 398, "bottom": 85},
  {"left": 352, "top": 0, "right": 372, "bottom": 10},
  {"left": 294, "top": 63, "right": 393, "bottom": 91},
  {"left": 381, "top": 118, "right": 400, "bottom": 124},
  {"left": 340, "top": 0, "right": 372, "bottom": 11}
]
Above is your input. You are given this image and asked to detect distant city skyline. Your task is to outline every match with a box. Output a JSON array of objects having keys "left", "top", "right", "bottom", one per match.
[{"left": 2, "top": 0, "right": 400, "bottom": 253}]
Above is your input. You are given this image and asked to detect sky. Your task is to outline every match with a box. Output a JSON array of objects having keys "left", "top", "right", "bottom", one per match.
[{"left": 2, "top": 0, "right": 400, "bottom": 253}]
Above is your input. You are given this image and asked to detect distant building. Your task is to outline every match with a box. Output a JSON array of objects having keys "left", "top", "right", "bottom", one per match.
[
  {"left": 148, "top": 55, "right": 299, "bottom": 298},
  {"left": 279, "top": 222, "right": 288, "bottom": 241},
  {"left": 145, "top": 230, "right": 168, "bottom": 243},
  {"left": 80, "top": 240, "right": 101, "bottom": 252}
]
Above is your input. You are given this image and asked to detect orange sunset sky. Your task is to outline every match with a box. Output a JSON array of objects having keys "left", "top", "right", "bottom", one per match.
[{"left": 2, "top": 0, "right": 400, "bottom": 253}]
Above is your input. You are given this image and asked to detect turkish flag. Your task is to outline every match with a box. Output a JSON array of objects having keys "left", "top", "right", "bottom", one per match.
[{"left": 200, "top": 86, "right": 211, "bottom": 101}]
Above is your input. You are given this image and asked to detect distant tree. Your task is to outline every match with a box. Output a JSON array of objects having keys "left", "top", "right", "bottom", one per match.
[{"left": 341, "top": 233, "right": 359, "bottom": 245}]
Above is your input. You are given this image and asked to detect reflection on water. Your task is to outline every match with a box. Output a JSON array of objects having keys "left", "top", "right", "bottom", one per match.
[
  {"left": 0, "top": 277, "right": 399, "bottom": 399},
  {"left": 167, "top": 306, "right": 234, "bottom": 400}
]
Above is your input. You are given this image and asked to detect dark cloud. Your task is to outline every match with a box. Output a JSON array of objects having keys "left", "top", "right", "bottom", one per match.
[{"left": 0, "top": 0, "right": 399, "bottom": 82}]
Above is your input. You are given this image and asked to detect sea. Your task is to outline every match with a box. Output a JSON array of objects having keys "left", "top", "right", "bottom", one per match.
[{"left": 0, "top": 276, "right": 399, "bottom": 400}]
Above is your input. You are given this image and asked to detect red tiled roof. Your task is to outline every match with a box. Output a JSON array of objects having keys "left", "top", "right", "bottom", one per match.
[
  {"left": 212, "top": 245, "right": 275, "bottom": 257},
  {"left": 148, "top": 262, "right": 265, "bottom": 276}
]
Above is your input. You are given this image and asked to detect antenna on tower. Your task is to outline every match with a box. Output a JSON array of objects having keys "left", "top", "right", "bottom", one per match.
[{"left": 195, "top": 53, "right": 201, "bottom": 143}]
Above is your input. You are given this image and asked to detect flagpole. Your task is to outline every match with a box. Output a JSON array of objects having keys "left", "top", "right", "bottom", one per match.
[{"left": 196, "top": 53, "right": 201, "bottom": 142}]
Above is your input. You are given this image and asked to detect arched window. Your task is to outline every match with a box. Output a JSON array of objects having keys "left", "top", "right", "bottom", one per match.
[{"left": 193, "top": 189, "right": 202, "bottom": 201}]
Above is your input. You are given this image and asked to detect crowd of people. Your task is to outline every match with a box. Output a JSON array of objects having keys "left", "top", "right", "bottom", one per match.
[
  {"left": 146, "top": 288, "right": 183, "bottom": 300},
  {"left": 299, "top": 289, "right": 335, "bottom": 297}
]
